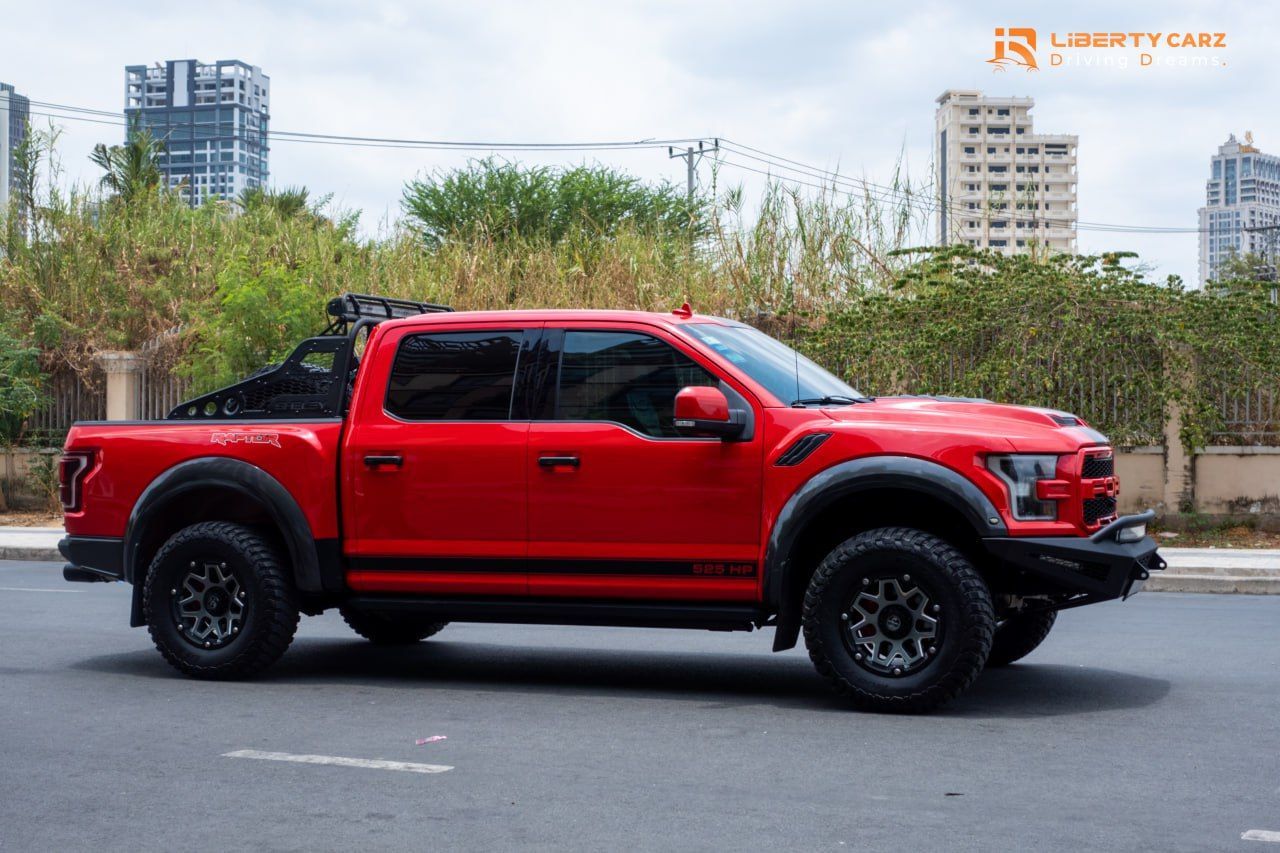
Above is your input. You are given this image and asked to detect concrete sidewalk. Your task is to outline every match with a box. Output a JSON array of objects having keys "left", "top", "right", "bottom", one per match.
[
  {"left": 0, "top": 527, "right": 63, "bottom": 563},
  {"left": 3, "top": 526, "right": 1278, "bottom": 593}
]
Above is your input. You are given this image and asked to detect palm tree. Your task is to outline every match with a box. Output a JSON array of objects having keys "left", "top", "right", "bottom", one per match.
[
  {"left": 237, "top": 185, "right": 311, "bottom": 217},
  {"left": 237, "top": 185, "right": 333, "bottom": 225},
  {"left": 90, "top": 121, "right": 166, "bottom": 203}
]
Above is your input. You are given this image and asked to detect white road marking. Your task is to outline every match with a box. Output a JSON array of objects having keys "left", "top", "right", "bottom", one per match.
[
  {"left": 1243, "top": 830, "right": 1280, "bottom": 843},
  {"left": 223, "top": 749, "right": 453, "bottom": 774},
  {"left": 0, "top": 587, "right": 80, "bottom": 593}
]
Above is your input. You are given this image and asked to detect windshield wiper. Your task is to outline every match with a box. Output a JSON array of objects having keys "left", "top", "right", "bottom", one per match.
[{"left": 789, "top": 394, "right": 872, "bottom": 408}]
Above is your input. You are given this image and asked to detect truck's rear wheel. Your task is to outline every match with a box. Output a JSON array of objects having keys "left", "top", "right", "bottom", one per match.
[
  {"left": 143, "top": 522, "right": 299, "bottom": 679},
  {"left": 802, "top": 527, "right": 995, "bottom": 713},
  {"left": 339, "top": 607, "right": 448, "bottom": 645},
  {"left": 986, "top": 610, "right": 1057, "bottom": 667}
]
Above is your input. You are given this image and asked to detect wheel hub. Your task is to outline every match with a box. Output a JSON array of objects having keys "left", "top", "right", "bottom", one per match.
[
  {"left": 173, "top": 561, "right": 245, "bottom": 649},
  {"left": 845, "top": 576, "right": 941, "bottom": 677}
]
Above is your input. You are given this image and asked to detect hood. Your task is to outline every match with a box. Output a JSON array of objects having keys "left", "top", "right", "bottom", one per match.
[{"left": 816, "top": 396, "right": 1109, "bottom": 452}]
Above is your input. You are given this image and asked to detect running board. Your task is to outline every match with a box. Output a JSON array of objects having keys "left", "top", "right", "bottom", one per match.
[{"left": 343, "top": 597, "right": 766, "bottom": 632}]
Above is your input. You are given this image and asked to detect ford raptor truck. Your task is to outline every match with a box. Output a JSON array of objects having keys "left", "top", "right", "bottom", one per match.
[{"left": 58, "top": 293, "right": 1164, "bottom": 712}]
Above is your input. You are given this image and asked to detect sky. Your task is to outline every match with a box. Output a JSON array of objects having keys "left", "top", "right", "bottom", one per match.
[{"left": 5, "top": 0, "right": 1278, "bottom": 284}]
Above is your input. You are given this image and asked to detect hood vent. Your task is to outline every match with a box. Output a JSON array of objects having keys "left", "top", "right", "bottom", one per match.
[{"left": 775, "top": 432, "right": 831, "bottom": 466}]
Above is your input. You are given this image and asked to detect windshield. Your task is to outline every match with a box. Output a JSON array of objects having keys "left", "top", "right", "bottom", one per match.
[{"left": 682, "top": 322, "right": 862, "bottom": 405}]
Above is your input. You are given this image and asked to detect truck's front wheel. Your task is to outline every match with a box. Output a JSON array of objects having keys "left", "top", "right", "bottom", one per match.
[
  {"left": 802, "top": 527, "right": 995, "bottom": 713},
  {"left": 143, "top": 522, "right": 299, "bottom": 679}
]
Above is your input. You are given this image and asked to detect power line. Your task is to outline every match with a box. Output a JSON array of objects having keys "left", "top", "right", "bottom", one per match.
[
  {"left": 720, "top": 138, "right": 1203, "bottom": 233},
  {"left": 24, "top": 99, "right": 705, "bottom": 152},
  {"left": 16, "top": 96, "right": 1221, "bottom": 236},
  {"left": 712, "top": 152, "right": 1210, "bottom": 237},
  {"left": 716, "top": 139, "right": 1206, "bottom": 235}
]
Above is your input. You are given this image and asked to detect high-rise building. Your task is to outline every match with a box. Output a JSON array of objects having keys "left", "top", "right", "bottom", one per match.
[
  {"left": 935, "top": 90, "right": 1078, "bottom": 254},
  {"left": 124, "top": 59, "right": 269, "bottom": 206},
  {"left": 0, "top": 81, "right": 31, "bottom": 213},
  {"left": 1198, "top": 133, "right": 1280, "bottom": 287}
]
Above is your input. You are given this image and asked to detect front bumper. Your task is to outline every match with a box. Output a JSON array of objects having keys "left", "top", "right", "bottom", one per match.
[
  {"left": 982, "top": 511, "right": 1165, "bottom": 605},
  {"left": 59, "top": 536, "right": 125, "bottom": 583}
]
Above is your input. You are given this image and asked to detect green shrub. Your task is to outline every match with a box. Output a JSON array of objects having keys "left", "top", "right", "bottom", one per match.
[{"left": 402, "top": 158, "right": 706, "bottom": 247}]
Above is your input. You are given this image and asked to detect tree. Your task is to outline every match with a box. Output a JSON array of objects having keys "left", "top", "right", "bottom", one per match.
[
  {"left": 1208, "top": 251, "right": 1278, "bottom": 296},
  {"left": 0, "top": 321, "right": 46, "bottom": 449},
  {"left": 401, "top": 158, "right": 706, "bottom": 246},
  {"left": 90, "top": 121, "right": 167, "bottom": 203}
]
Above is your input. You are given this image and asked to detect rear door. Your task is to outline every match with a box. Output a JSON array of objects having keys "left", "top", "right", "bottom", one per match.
[
  {"left": 526, "top": 323, "right": 765, "bottom": 602},
  {"left": 342, "top": 322, "right": 540, "bottom": 596}
]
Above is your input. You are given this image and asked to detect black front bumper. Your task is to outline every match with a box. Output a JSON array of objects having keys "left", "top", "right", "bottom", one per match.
[
  {"left": 59, "top": 536, "right": 125, "bottom": 583},
  {"left": 982, "top": 511, "right": 1165, "bottom": 605}
]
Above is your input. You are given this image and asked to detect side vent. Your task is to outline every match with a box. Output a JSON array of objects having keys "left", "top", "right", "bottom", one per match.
[{"left": 775, "top": 432, "right": 832, "bottom": 467}]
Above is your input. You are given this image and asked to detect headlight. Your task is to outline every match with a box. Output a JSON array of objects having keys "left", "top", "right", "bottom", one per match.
[
  {"left": 987, "top": 454, "right": 1061, "bottom": 521},
  {"left": 1116, "top": 523, "right": 1146, "bottom": 543}
]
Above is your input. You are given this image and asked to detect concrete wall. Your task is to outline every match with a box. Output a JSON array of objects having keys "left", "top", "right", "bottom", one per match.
[
  {"left": 1116, "top": 446, "right": 1280, "bottom": 518},
  {"left": 0, "top": 447, "right": 55, "bottom": 509},
  {"left": 1115, "top": 448, "right": 1165, "bottom": 515},
  {"left": 1194, "top": 447, "right": 1280, "bottom": 516}
]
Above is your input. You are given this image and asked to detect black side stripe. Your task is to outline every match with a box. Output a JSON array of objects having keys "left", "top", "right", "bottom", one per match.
[
  {"left": 775, "top": 432, "right": 831, "bottom": 466},
  {"left": 350, "top": 557, "right": 758, "bottom": 578}
]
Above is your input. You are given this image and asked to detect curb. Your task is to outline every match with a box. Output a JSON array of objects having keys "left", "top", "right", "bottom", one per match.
[
  {"left": 0, "top": 547, "right": 62, "bottom": 562},
  {"left": 1145, "top": 574, "right": 1280, "bottom": 595}
]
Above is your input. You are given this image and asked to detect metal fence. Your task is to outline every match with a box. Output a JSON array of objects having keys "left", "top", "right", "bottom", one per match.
[
  {"left": 27, "top": 368, "right": 104, "bottom": 442},
  {"left": 1214, "top": 383, "right": 1280, "bottom": 445},
  {"left": 834, "top": 343, "right": 1168, "bottom": 447},
  {"left": 138, "top": 330, "right": 192, "bottom": 421},
  {"left": 139, "top": 359, "right": 191, "bottom": 421}
]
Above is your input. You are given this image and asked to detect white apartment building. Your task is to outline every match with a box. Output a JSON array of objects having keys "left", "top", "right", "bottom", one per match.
[
  {"left": 1198, "top": 133, "right": 1280, "bottom": 287},
  {"left": 935, "top": 90, "right": 1078, "bottom": 254},
  {"left": 1, "top": 82, "right": 31, "bottom": 213}
]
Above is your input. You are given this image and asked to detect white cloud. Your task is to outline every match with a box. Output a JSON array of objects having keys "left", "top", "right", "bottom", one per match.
[{"left": 4, "top": 0, "right": 1276, "bottom": 282}]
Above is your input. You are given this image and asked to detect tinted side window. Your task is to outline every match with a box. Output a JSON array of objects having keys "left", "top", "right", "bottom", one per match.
[
  {"left": 556, "top": 331, "right": 716, "bottom": 437},
  {"left": 387, "top": 331, "right": 522, "bottom": 420}
]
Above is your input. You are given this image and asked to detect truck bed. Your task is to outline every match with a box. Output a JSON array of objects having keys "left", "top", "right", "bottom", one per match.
[{"left": 62, "top": 419, "right": 343, "bottom": 541}]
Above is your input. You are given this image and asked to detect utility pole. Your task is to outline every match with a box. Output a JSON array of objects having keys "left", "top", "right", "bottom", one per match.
[{"left": 668, "top": 139, "right": 719, "bottom": 198}]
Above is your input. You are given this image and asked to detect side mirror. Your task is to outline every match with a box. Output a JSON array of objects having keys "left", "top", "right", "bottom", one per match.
[{"left": 674, "top": 386, "right": 746, "bottom": 439}]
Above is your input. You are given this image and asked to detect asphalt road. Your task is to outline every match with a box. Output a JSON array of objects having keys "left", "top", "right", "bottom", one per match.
[{"left": 1, "top": 560, "right": 1278, "bottom": 852}]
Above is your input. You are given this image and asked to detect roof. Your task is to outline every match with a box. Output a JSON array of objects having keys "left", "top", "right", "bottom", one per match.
[{"left": 378, "top": 307, "right": 733, "bottom": 333}]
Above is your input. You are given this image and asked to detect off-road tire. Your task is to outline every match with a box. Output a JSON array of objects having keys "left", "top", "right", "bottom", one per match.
[
  {"left": 339, "top": 607, "right": 447, "bottom": 645},
  {"left": 802, "top": 527, "right": 995, "bottom": 713},
  {"left": 986, "top": 610, "right": 1057, "bottom": 667},
  {"left": 144, "top": 521, "right": 299, "bottom": 679}
]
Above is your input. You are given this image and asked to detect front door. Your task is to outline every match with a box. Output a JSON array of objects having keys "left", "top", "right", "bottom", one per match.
[
  {"left": 526, "top": 325, "right": 764, "bottom": 602},
  {"left": 342, "top": 323, "right": 537, "bottom": 596}
]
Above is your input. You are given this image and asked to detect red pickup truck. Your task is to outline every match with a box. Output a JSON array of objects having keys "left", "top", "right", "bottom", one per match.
[{"left": 59, "top": 294, "right": 1162, "bottom": 712}]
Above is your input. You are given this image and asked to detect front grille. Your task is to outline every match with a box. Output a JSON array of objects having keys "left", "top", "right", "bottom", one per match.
[
  {"left": 1081, "top": 454, "right": 1114, "bottom": 479},
  {"left": 1083, "top": 496, "right": 1117, "bottom": 525}
]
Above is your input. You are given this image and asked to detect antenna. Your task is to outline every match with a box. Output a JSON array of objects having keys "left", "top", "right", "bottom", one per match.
[{"left": 792, "top": 315, "right": 801, "bottom": 405}]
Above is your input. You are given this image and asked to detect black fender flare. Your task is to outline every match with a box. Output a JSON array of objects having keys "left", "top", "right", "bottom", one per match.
[
  {"left": 765, "top": 455, "right": 1007, "bottom": 651},
  {"left": 124, "top": 457, "right": 326, "bottom": 626}
]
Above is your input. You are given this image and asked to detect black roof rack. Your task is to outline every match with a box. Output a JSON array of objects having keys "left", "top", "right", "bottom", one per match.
[
  {"left": 322, "top": 293, "right": 453, "bottom": 335},
  {"left": 168, "top": 292, "right": 453, "bottom": 420}
]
